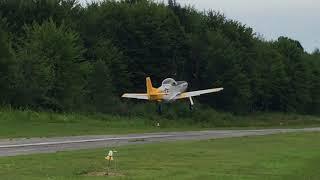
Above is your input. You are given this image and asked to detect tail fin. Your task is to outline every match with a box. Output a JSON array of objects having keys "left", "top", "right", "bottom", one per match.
[{"left": 146, "top": 77, "right": 157, "bottom": 95}]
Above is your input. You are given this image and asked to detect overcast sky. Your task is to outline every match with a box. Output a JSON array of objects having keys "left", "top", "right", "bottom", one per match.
[{"left": 80, "top": 0, "right": 319, "bottom": 52}]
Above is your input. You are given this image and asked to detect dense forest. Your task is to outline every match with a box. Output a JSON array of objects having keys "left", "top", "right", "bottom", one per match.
[{"left": 0, "top": 0, "right": 319, "bottom": 115}]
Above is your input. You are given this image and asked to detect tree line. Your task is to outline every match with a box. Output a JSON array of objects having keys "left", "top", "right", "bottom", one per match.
[{"left": 0, "top": 0, "right": 319, "bottom": 114}]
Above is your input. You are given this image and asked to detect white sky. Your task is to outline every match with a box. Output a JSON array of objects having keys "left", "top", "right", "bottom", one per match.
[{"left": 80, "top": 0, "right": 320, "bottom": 52}]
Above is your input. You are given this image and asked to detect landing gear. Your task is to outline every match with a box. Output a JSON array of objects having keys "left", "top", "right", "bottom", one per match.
[
  {"left": 189, "top": 103, "right": 194, "bottom": 111},
  {"left": 189, "top": 97, "right": 194, "bottom": 111}
]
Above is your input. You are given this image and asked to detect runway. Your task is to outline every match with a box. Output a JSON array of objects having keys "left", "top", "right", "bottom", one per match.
[{"left": 0, "top": 127, "right": 320, "bottom": 157}]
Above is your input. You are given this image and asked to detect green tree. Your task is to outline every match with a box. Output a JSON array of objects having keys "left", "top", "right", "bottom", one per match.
[
  {"left": 0, "top": 0, "right": 82, "bottom": 34},
  {"left": 252, "top": 41, "right": 288, "bottom": 111},
  {"left": 92, "top": 39, "right": 131, "bottom": 93},
  {"left": 304, "top": 52, "right": 320, "bottom": 114},
  {"left": 275, "top": 37, "right": 311, "bottom": 112},
  {"left": 86, "top": 60, "right": 118, "bottom": 113},
  {"left": 0, "top": 18, "right": 16, "bottom": 104},
  {"left": 82, "top": 0, "right": 187, "bottom": 90},
  {"left": 16, "top": 19, "right": 86, "bottom": 110}
]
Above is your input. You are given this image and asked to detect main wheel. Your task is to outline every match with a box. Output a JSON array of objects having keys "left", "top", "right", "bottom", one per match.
[{"left": 189, "top": 103, "right": 194, "bottom": 111}]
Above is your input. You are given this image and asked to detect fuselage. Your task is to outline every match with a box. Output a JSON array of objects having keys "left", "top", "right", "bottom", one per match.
[{"left": 156, "top": 78, "right": 188, "bottom": 102}]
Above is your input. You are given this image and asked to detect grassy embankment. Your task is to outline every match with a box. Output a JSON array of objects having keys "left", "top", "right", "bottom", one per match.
[
  {"left": 0, "top": 132, "right": 320, "bottom": 179},
  {"left": 1, "top": 107, "right": 320, "bottom": 138},
  {"left": 0, "top": 106, "right": 320, "bottom": 138}
]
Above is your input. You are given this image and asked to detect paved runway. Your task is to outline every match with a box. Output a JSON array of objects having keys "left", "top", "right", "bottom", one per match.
[{"left": 0, "top": 128, "right": 320, "bottom": 157}]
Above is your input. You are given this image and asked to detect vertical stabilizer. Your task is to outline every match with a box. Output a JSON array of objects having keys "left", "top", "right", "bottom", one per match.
[{"left": 146, "top": 77, "right": 154, "bottom": 95}]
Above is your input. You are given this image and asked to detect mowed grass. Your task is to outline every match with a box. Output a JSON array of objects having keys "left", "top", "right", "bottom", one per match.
[
  {"left": 0, "top": 132, "right": 320, "bottom": 179},
  {"left": 1, "top": 108, "right": 320, "bottom": 138}
]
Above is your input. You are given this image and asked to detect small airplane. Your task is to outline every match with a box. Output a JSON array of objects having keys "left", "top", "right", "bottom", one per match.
[{"left": 122, "top": 77, "right": 223, "bottom": 113}]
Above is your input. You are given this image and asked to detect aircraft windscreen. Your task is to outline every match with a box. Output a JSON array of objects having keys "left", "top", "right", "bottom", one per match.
[{"left": 162, "top": 78, "right": 177, "bottom": 86}]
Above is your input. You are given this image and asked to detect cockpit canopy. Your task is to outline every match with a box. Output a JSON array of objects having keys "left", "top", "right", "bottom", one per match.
[{"left": 162, "top": 78, "right": 177, "bottom": 86}]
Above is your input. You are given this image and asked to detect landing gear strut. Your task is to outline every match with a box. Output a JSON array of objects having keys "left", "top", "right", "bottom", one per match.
[{"left": 189, "top": 97, "right": 194, "bottom": 111}]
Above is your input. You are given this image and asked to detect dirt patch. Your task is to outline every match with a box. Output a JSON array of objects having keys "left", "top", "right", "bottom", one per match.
[{"left": 84, "top": 171, "right": 125, "bottom": 177}]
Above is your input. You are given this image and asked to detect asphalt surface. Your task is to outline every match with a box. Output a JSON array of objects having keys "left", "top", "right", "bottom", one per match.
[{"left": 0, "top": 128, "right": 320, "bottom": 157}]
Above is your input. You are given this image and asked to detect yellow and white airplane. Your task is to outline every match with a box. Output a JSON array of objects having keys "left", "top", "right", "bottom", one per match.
[{"left": 122, "top": 77, "right": 223, "bottom": 111}]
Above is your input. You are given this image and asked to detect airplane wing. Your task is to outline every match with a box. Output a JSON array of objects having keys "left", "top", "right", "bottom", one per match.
[
  {"left": 121, "top": 93, "right": 149, "bottom": 100},
  {"left": 175, "top": 88, "right": 224, "bottom": 99}
]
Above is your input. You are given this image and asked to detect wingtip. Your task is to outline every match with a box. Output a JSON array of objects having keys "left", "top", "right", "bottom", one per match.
[
  {"left": 214, "top": 87, "right": 224, "bottom": 90},
  {"left": 213, "top": 87, "right": 224, "bottom": 92}
]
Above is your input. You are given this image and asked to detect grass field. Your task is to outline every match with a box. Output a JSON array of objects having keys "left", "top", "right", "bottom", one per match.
[
  {"left": 1, "top": 108, "right": 320, "bottom": 138},
  {"left": 0, "top": 132, "right": 320, "bottom": 179}
]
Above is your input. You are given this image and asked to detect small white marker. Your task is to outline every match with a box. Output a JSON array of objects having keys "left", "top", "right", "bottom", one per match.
[{"left": 105, "top": 150, "right": 114, "bottom": 161}]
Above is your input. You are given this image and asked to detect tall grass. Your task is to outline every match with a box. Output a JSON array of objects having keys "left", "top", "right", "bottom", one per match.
[{"left": 0, "top": 105, "right": 320, "bottom": 138}]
